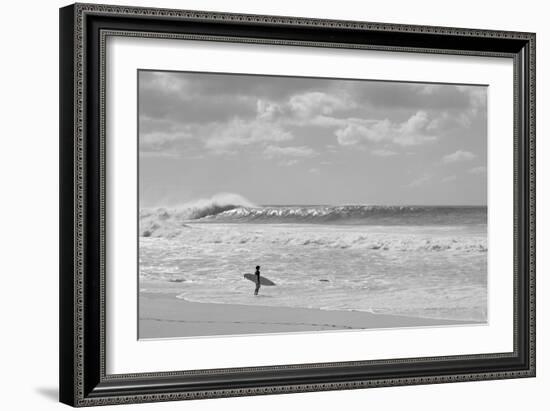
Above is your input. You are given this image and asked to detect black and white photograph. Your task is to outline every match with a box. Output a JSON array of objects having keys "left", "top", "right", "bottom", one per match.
[
  {"left": 138, "top": 70, "right": 489, "bottom": 339},
  {"left": 48, "top": 0, "right": 538, "bottom": 408}
]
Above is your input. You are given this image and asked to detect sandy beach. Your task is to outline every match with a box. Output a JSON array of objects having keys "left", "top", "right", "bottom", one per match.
[{"left": 139, "top": 292, "right": 472, "bottom": 339}]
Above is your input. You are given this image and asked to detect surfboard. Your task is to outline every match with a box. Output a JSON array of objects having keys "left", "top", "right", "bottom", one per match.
[{"left": 243, "top": 273, "right": 276, "bottom": 286}]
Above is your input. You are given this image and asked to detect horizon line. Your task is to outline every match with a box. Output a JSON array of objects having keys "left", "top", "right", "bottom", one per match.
[{"left": 140, "top": 203, "right": 488, "bottom": 208}]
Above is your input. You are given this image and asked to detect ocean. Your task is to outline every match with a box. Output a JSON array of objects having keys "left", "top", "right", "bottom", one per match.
[{"left": 139, "top": 201, "right": 487, "bottom": 323}]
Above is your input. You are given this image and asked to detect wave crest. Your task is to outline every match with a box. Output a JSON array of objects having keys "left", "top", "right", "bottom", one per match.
[
  {"left": 200, "top": 205, "right": 486, "bottom": 226},
  {"left": 140, "top": 197, "right": 486, "bottom": 237},
  {"left": 140, "top": 193, "right": 255, "bottom": 237}
]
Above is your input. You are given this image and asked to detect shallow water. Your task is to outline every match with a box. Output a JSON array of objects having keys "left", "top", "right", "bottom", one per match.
[{"left": 139, "top": 222, "right": 487, "bottom": 322}]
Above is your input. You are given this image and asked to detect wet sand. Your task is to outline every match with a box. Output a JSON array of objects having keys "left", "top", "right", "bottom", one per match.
[{"left": 139, "top": 292, "right": 472, "bottom": 339}]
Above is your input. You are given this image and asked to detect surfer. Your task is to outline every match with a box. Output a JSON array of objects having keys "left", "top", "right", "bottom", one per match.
[{"left": 254, "top": 265, "right": 261, "bottom": 295}]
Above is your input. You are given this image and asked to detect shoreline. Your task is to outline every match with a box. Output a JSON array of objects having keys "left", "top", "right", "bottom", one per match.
[{"left": 139, "top": 292, "right": 480, "bottom": 339}]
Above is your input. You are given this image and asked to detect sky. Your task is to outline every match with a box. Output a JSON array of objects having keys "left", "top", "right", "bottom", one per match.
[{"left": 138, "top": 70, "right": 487, "bottom": 207}]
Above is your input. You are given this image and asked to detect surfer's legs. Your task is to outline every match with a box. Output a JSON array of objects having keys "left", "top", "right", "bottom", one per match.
[{"left": 254, "top": 283, "right": 260, "bottom": 295}]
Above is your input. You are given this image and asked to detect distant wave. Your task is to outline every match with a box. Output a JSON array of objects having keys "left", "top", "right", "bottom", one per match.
[
  {"left": 140, "top": 196, "right": 486, "bottom": 238},
  {"left": 197, "top": 205, "right": 487, "bottom": 226}
]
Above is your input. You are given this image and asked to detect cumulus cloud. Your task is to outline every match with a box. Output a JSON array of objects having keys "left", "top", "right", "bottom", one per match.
[
  {"left": 256, "top": 91, "right": 353, "bottom": 125},
  {"left": 442, "top": 150, "right": 476, "bottom": 164},
  {"left": 407, "top": 174, "right": 432, "bottom": 188},
  {"left": 264, "top": 145, "right": 318, "bottom": 158},
  {"left": 139, "top": 130, "right": 193, "bottom": 157},
  {"left": 469, "top": 166, "right": 487, "bottom": 174},
  {"left": 371, "top": 148, "right": 398, "bottom": 157},
  {"left": 335, "top": 111, "right": 437, "bottom": 147},
  {"left": 277, "top": 159, "right": 299, "bottom": 167},
  {"left": 394, "top": 111, "right": 438, "bottom": 146},
  {"left": 427, "top": 87, "right": 487, "bottom": 130},
  {"left": 335, "top": 119, "right": 391, "bottom": 146},
  {"left": 139, "top": 71, "right": 189, "bottom": 94},
  {"left": 442, "top": 175, "right": 457, "bottom": 183},
  {"left": 204, "top": 118, "right": 293, "bottom": 150},
  {"left": 288, "top": 92, "right": 352, "bottom": 117},
  {"left": 139, "top": 150, "right": 180, "bottom": 159},
  {"left": 138, "top": 71, "right": 487, "bottom": 205},
  {"left": 256, "top": 100, "right": 285, "bottom": 121}
]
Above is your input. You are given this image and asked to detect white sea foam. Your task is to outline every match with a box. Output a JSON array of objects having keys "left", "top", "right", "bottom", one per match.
[
  {"left": 140, "top": 199, "right": 487, "bottom": 238},
  {"left": 140, "top": 223, "right": 487, "bottom": 322},
  {"left": 140, "top": 193, "right": 256, "bottom": 237}
]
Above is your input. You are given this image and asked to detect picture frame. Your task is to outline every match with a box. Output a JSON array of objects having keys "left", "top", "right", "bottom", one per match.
[{"left": 59, "top": 2, "right": 535, "bottom": 407}]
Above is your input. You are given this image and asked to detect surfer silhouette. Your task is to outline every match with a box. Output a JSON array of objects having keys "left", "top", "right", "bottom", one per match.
[{"left": 254, "top": 265, "right": 261, "bottom": 295}]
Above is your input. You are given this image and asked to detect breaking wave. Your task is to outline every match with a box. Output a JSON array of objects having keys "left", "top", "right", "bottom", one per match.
[
  {"left": 140, "top": 194, "right": 486, "bottom": 239},
  {"left": 140, "top": 193, "right": 255, "bottom": 237},
  {"left": 199, "top": 205, "right": 486, "bottom": 225}
]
